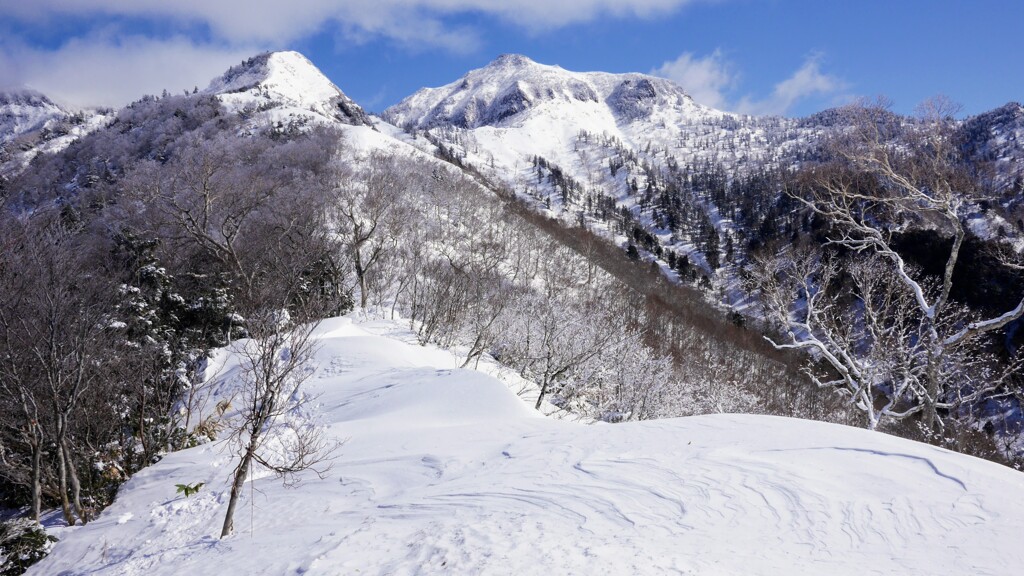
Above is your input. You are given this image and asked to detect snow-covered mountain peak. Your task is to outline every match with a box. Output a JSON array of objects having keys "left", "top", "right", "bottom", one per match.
[
  {"left": 0, "top": 89, "right": 69, "bottom": 145},
  {"left": 207, "top": 52, "right": 334, "bottom": 104},
  {"left": 489, "top": 53, "right": 541, "bottom": 69},
  {"left": 384, "top": 55, "right": 715, "bottom": 131},
  {"left": 384, "top": 54, "right": 602, "bottom": 129},
  {"left": 0, "top": 89, "right": 62, "bottom": 110},
  {"left": 206, "top": 51, "right": 369, "bottom": 125},
  {"left": 0, "top": 87, "right": 113, "bottom": 177}
]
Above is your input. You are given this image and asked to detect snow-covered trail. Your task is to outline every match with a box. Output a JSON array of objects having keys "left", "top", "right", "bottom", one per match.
[{"left": 33, "top": 316, "right": 1024, "bottom": 575}]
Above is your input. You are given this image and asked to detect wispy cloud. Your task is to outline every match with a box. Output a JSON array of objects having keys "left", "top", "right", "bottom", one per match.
[
  {"left": 0, "top": 1, "right": 698, "bottom": 46},
  {"left": 653, "top": 50, "right": 849, "bottom": 115},
  {"left": 0, "top": 34, "right": 256, "bottom": 108},
  {"left": 735, "top": 54, "right": 848, "bottom": 116},
  {"left": 0, "top": 0, "right": 702, "bottom": 106},
  {"left": 466, "top": 0, "right": 694, "bottom": 30},
  {"left": 333, "top": 2, "right": 482, "bottom": 53},
  {"left": 651, "top": 50, "right": 735, "bottom": 110}
]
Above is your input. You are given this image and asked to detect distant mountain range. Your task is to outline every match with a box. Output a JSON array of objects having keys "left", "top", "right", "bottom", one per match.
[{"left": 2, "top": 50, "right": 1022, "bottom": 284}]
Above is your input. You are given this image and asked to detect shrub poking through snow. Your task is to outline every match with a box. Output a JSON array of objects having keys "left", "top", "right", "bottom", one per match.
[{"left": 175, "top": 482, "right": 204, "bottom": 498}]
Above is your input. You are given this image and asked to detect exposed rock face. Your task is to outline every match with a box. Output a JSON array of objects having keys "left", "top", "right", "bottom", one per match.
[{"left": 607, "top": 78, "right": 660, "bottom": 120}]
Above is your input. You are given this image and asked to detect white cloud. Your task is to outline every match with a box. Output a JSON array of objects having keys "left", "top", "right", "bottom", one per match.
[
  {"left": 0, "top": 1, "right": 332, "bottom": 45},
  {"left": 736, "top": 54, "right": 848, "bottom": 116},
  {"left": 653, "top": 50, "right": 848, "bottom": 115},
  {"left": 457, "top": 0, "right": 691, "bottom": 30},
  {"left": 0, "top": 0, "right": 702, "bottom": 107},
  {"left": 651, "top": 50, "right": 735, "bottom": 109},
  {"left": 0, "top": 1, "right": 697, "bottom": 46},
  {"left": 0, "top": 35, "right": 257, "bottom": 108},
  {"left": 332, "top": 2, "right": 482, "bottom": 53}
]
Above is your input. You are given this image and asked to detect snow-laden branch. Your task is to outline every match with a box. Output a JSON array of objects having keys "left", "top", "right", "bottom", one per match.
[
  {"left": 750, "top": 99, "right": 1020, "bottom": 432},
  {"left": 945, "top": 297, "right": 1024, "bottom": 346}
]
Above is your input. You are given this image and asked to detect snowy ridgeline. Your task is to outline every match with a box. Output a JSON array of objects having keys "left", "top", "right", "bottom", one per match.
[
  {"left": 383, "top": 55, "right": 1024, "bottom": 295},
  {"left": 32, "top": 315, "right": 1024, "bottom": 575}
]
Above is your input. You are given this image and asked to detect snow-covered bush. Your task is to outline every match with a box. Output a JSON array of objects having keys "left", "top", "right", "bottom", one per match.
[{"left": 0, "top": 518, "right": 56, "bottom": 576}]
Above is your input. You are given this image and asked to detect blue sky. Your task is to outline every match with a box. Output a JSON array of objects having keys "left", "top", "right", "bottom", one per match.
[{"left": 0, "top": 1, "right": 1020, "bottom": 117}]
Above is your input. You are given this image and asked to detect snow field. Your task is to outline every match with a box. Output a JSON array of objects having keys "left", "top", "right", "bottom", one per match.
[{"left": 31, "top": 315, "right": 1024, "bottom": 575}]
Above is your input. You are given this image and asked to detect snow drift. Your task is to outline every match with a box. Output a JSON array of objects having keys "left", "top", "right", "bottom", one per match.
[{"left": 30, "top": 315, "right": 1024, "bottom": 575}]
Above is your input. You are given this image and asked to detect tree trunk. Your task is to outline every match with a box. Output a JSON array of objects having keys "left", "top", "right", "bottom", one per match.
[
  {"left": 535, "top": 374, "right": 551, "bottom": 410},
  {"left": 63, "top": 438, "right": 88, "bottom": 524},
  {"left": 221, "top": 446, "right": 254, "bottom": 538},
  {"left": 354, "top": 249, "right": 368, "bottom": 309},
  {"left": 30, "top": 435, "right": 42, "bottom": 522},
  {"left": 922, "top": 359, "right": 941, "bottom": 434},
  {"left": 55, "top": 425, "right": 74, "bottom": 526},
  {"left": 137, "top": 390, "right": 151, "bottom": 472}
]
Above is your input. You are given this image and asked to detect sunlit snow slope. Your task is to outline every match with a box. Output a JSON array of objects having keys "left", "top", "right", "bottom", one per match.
[
  {"left": 32, "top": 316, "right": 1024, "bottom": 575},
  {"left": 206, "top": 51, "right": 369, "bottom": 126},
  {"left": 0, "top": 90, "right": 111, "bottom": 176},
  {"left": 382, "top": 54, "right": 817, "bottom": 286}
]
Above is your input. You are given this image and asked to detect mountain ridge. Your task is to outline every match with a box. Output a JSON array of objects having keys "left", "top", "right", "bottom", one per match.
[
  {"left": 206, "top": 50, "right": 370, "bottom": 126},
  {"left": 0, "top": 89, "right": 70, "bottom": 145},
  {"left": 0, "top": 88, "right": 114, "bottom": 177},
  {"left": 384, "top": 52, "right": 711, "bottom": 130}
]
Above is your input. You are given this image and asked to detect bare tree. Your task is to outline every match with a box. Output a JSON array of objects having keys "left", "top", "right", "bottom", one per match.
[
  {"left": 115, "top": 128, "right": 346, "bottom": 537},
  {"left": 0, "top": 218, "right": 47, "bottom": 522},
  {"left": 327, "top": 152, "right": 409, "bottom": 309},
  {"left": 754, "top": 98, "right": 1024, "bottom": 432},
  {"left": 123, "top": 128, "right": 349, "bottom": 315},
  {"left": 0, "top": 215, "right": 116, "bottom": 525},
  {"left": 124, "top": 134, "right": 283, "bottom": 302},
  {"left": 596, "top": 333, "right": 675, "bottom": 422},
  {"left": 499, "top": 291, "right": 625, "bottom": 410},
  {"left": 220, "top": 308, "right": 334, "bottom": 538}
]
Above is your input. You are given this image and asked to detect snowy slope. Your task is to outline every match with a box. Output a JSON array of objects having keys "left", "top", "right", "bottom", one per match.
[
  {"left": 0, "top": 90, "right": 111, "bottom": 177},
  {"left": 382, "top": 54, "right": 817, "bottom": 295},
  {"left": 0, "top": 90, "right": 68, "bottom": 144},
  {"left": 384, "top": 53, "right": 802, "bottom": 169},
  {"left": 32, "top": 315, "right": 1024, "bottom": 575},
  {"left": 959, "top": 101, "right": 1024, "bottom": 190},
  {"left": 383, "top": 54, "right": 762, "bottom": 179},
  {"left": 383, "top": 55, "right": 1024, "bottom": 307},
  {"left": 206, "top": 51, "right": 370, "bottom": 126}
]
